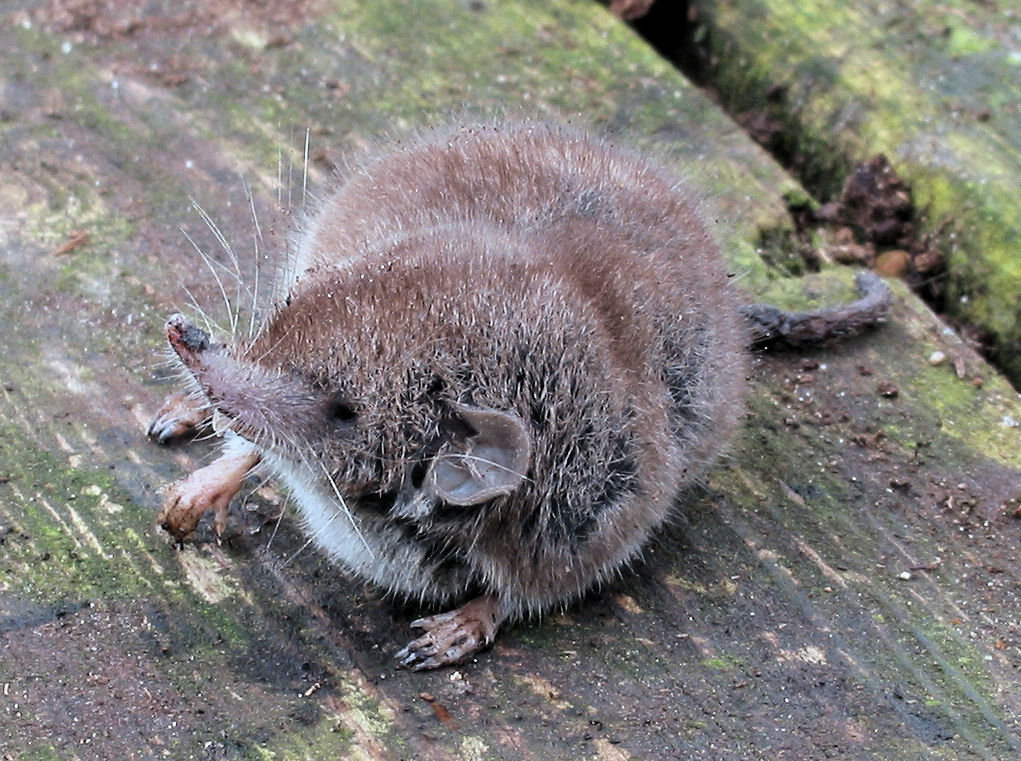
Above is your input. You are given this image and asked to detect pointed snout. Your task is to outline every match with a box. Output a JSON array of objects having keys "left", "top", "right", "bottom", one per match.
[{"left": 165, "top": 313, "right": 211, "bottom": 365}]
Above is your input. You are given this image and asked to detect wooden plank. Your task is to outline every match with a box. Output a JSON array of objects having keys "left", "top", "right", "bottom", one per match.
[
  {"left": 1, "top": 1, "right": 1019, "bottom": 759},
  {"left": 685, "top": 0, "right": 1021, "bottom": 383}
]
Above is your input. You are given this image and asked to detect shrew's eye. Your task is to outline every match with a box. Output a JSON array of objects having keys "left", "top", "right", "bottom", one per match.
[{"left": 327, "top": 395, "right": 358, "bottom": 423}]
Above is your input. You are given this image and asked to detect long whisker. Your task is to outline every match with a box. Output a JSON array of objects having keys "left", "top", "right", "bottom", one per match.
[
  {"left": 441, "top": 452, "right": 534, "bottom": 483},
  {"left": 286, "top": 134, "right": 295, "bottom": 211},
  {"left": 265, "top": 493, "right": 289, "bottom": 551},
  {"left": 179, "top": 225, "right": 236, "bottom": 338},
  {"left": 277, "top": 143, "right": 284, "bottom": 209},
  {"left": 315, "top": 458, "right": 374, "bottom": 558},
  {"left": 281, "top": 531, "right": 319, "bottom": 567},
  {"left": 190, "top": 198, "right": 245, "bottom": 338},
  {"left": 244, "top": 177, "right": 263, "bottom": 339},
  {"left": 250, "top": 333, "right": 290, "bottom": 366},
  {"left": 279, "top": 458, "right": 373, "bottom": 568},
  {"left": 182, "top": 284, "right": 224, "bottom": 336},
  {"left": 302, "top": 128, "right": 310, "bottom": 207}
]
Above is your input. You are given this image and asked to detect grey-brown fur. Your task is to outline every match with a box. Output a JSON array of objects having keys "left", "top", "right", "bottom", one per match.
[{"left": 156, "top": 122, "right": 747, "bottom": 664}]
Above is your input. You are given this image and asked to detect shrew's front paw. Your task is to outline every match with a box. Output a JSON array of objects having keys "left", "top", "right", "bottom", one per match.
[
  {"left": 147, "top": 391, "right": 211, "bottom": 444},
  {"left": 158, "top": 447, "right": 260, "bottom": 541}
]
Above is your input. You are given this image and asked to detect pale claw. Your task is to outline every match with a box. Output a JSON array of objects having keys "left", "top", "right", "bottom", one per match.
[
  {"left": 147, "top": 391, "right": 210, "bottom": 444},
  {"left": 158, "top": 445, "right": 260, "bottom": 541},
  {"left": 395, "top": 594, "right": 506, "bottom": 671}
]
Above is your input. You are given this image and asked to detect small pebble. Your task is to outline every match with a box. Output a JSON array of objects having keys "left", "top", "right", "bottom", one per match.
[
  {"left": 928, "top": 350, "right": 946, "bottom": 365},
  {"left": 874, "top": 249, "right": 910, "bottom": 278}
]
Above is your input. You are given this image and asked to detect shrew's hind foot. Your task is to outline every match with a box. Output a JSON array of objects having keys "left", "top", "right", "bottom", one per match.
[{"left": 395, "top": 594, "right": 507, "bottom": 671}]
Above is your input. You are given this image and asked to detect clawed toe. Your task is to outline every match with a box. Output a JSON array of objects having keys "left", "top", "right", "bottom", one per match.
[
  {"left": 394, "top": 594, "right": 506, "bottom": 671},
  {"left": 147, "top": 414, "right": 194, "bottom": 444},
  {"left": 394, "top": 636, "right": 442, "bottom": 671},
  {"left": 146, "top": 392, "right": 210, "bottom": 444},
  {"left": 395, "top": 628, "right": 473, "bottom": 671}
]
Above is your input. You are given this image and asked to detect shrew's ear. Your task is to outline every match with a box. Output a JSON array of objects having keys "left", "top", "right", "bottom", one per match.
[{"left": 426, "top": 404, "right": 532, "bottom": 506}]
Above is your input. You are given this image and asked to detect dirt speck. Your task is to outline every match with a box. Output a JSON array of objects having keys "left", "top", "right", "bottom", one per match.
[
  {"left": 420, "top": 692, "right": 459, "bottom": 729},
  {"left": 876, "top": 381, "right": 899, "bottom": 398}
]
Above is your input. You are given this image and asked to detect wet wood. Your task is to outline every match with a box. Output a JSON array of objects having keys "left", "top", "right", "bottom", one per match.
[{"left": 1, "top": 1, "right": 1019, "bottom": 759}]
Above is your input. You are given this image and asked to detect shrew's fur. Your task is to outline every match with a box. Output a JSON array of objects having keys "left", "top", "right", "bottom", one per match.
[{"left": 174, "top": 122, "right": 746, "bottom": 618}]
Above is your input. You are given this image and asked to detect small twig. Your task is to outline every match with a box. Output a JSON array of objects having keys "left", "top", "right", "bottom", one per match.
[{"left": 50, "top": 230, "right": 89, "bottom": 256}]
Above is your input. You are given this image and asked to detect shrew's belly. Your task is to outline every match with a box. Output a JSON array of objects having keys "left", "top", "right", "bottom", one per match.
[{"left": 267, "top": 450, "right": 472, "bottom": 602}]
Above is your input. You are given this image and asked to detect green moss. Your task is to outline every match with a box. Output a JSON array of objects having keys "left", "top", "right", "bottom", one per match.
[
  {"left": 909, "top": 363, "right": 1021, "bottom": 468},
  {"left": 15, "top": 745, "right": 63, "bottom": 761},
  {"left": 700, "top": 655, "right": 746, "bottom": 671},
  {"left": 0, "top": 426, "right": 153, "bottom": 601},
  {"left": 753, "top": 223, "right": 811, "bottom": 278},
  {"left": 944, "top": 22, "right": 996, "bottom": 57},
  {"left": 509, "top": 618, "right": 568, "bottom": 652},
  {"left": 8, "top": 28, "right": 130, "bottom": 146},
  {"left": 0, "top": 426, "right": 242, "bottom": 656},
  {"left": 745, "top": 265, "right": 866, "bottom": 312},
  {"left": 254, "top": 712, "right": 359, "bottom": 760},
  {"left": 782, "top": 187, "right": 817, "bottom": 211},
  {"left": 251, "top": 674, "right": 411, "bottom": 761},
  {"left": 910, "top": 621, "right": 1003, "bottom": 708}
]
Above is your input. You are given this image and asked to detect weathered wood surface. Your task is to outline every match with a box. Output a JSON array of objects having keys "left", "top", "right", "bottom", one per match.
[
  {"left": 1, "top": 1, "right": 1019, "bottom": 759},
  {"left": 685, "top": 0, "right": 1021, "bottom": 384}
]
